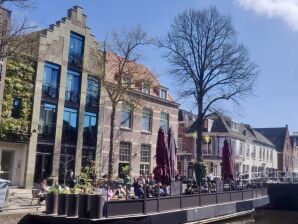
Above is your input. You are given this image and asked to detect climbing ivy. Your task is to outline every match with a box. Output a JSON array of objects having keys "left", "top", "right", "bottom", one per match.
[{"left": 0, "top": 58, "right": 36, "bottom": 141}]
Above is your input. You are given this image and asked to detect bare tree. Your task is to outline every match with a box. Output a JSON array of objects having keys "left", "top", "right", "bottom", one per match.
[
  {"left": 101, "top": 26, "right": 152, "bottom": 182},
  {"left": 159, "top": 7, "right": 257, "bottom": 162}
]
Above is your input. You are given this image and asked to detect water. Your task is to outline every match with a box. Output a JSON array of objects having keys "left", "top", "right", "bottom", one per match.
[{"left": 214, "top": 209, "right": 298, "bottom": 224}]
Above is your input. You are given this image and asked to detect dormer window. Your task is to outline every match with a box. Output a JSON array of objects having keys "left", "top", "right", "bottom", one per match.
[
  {"left": 159, "top": 87, "right": 167, "bottom": 100},
  {"left": 142, "top": 82, "right": 150, "bottom": 94},
  {"left": 121, "top": 75, "right": 133, "bottom": 87},
  {"left": 231, "top": 121, "right": 238, "bottom": 131}
]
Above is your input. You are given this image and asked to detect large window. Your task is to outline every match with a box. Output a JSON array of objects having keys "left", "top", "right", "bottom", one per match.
[
  {"left": 119, "top": 142, "right": 131, "bottom": 162},
  {"left": 120, "top": 103, "right": 132, "bottom": 129},
  {"left": 65, "top": 70, "right": 80, "bottom": 103},
  {"left": 42, "top": 63, "right": 59, "bottom": 99},
  {"left": 38, "top": 103, "right": 56, "bottom": 139},
  {"left": 160, "top": 112, "right": 169, "bottom": 133},
  {"left": 83, "top": 112, "right": 97, "bottom": 146},
  {"left": 140, "top": 144, "right": 150, "bottom": 175},
  {"left": 142, "top": 108, "right": 152, "bottom": 132},
  {"left": 11, "top": 97, "right": 22, "bottom": 118},
  {"left": 69, "top": 32, "right": 84, "bottom": 66},
  {"left": 62, "top": 107, "right": 78, "bottom": 143},
  {"left": 86, "top": 75, "right": 99, "bottom": 108}
]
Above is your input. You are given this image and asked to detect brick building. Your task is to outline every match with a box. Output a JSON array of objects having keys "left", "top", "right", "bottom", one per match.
[
  {"left": 0, "top": 6, "right": 178, "bottom": 188},
  {"left": 256, "top": 126, "right": 294, "bottom": 172}
]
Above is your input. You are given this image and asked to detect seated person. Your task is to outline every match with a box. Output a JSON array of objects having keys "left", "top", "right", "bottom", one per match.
[
  {"left": 37, "top": 179, "right": 49, "bottom": 204},
  {"left": 184, "top": 183, "right": 193, "bottom": 195}
]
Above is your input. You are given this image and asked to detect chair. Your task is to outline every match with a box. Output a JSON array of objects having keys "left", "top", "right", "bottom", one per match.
[{"left": 31, "top": 189, "right": 39, "bottom": 205}]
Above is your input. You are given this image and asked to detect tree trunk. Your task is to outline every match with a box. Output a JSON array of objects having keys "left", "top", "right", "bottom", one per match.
[
  {"left": 108, "top": 104, "right": 116, "bottom": 183},
  {"left": 196, "top": 118, "right": 203, "bottom": 162},
  {"left": 196, "top": 98, "right": 204, "bottom": 162}
]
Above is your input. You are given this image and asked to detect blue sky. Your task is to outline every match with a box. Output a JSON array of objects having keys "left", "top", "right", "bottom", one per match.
[{"left": 7, "top": 0, "right": 298, "bottom": 132}]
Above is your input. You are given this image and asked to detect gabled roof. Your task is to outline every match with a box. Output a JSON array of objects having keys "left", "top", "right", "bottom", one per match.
[
  {"left": 105, "top": 52, "right": 175, "bottom": 102},
  {"left": 178, "top": 109, "right": 197, "bottom": 128},
  {"left": 187, "top": 113, "right": 275, "bottom": 148},
  {"left": 254, "top": 127, "right": 287, "bottom": 152}
]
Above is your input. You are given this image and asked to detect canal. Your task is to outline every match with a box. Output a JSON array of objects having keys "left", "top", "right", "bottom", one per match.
[{"left": 215, "top": 209, "right": 298, "bottom": 224}]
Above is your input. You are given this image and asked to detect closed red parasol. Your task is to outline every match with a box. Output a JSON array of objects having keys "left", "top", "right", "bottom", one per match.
[
  {"left": 153, "top": 128, "right": 170, "bottom": 184},
  {"left": 222, "top": 140, "right": 234, "bottom": 181}
]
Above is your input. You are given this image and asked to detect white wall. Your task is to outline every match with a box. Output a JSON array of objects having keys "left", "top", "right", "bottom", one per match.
[{"left": 0, "top": 141, "right": 28, "bottom": 186}]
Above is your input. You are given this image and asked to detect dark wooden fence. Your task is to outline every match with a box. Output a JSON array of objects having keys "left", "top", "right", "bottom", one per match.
[{"left": 106, "top": 188, "right": 268, "bottom": 217}]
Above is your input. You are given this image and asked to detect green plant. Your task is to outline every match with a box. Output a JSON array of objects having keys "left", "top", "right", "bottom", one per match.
[
  {"left": 194, "top": 161, "right": 207, "bottom": 185},
  {"left": 48, "top": 186, "right": 59, "bottom": 194},
  {"left": 0, "top": 57, "right": 36, "bottom": 141}
]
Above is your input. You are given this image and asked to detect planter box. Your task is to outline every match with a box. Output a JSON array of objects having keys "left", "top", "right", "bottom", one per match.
[
  {"left": 78, "top": 194, "right": 89, "bottom": 218},
  {"left": 66, "top": 194, "right": 79, "bottom": 217},
  {"left": 57, "top": 194, "right": 67, "bottom": 216},
  {"left": 46, "top": 193, "right": 58, "bottom": 215},
  {"left": 89, "top": 194, "right": 103, "bottom": 219}
]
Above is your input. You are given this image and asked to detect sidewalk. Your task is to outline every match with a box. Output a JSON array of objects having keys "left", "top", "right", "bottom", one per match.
[{"left": 0, "top": 187, "right": 44, "bottom": 224}]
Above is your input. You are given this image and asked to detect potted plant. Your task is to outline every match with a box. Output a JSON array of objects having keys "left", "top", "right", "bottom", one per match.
[
  {"left": 45, "top": 186, "right": 59, "bottom": 215},
  {"left": 122, "top": 165, "right": 131, "bottom": 184},
  {"left": 77, "top": 167, "right": 94, "bottom": 218},
  {"left": 57, "top": 188, "right": 69, "bottom": 216}
]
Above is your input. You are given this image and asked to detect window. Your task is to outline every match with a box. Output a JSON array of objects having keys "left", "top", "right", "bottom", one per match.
[
  {"left": 86, "top": 75, "right": 99, "bottom": 108},
  {"left": 83, "top": 112, "right": 97, "bottom": 146},
  {"left": 141, "top": 144, "right": 150, "bottom": 163},
  {"left": 263, "top": 149, "right": 265, "bottom": 160},
  {"left": 203, "top": 138, "right": 212, "bottom": 155},
  {"left": 251, "top": 146, "right": 256, "bottom": 159},
  {"left": 246, "top": 144, "right": 250, "bottom": 157},
  {"left": 69, "top": 32, "right": 84, "bottom": 66},
  {"left": 121, "top": 75, "right": 132, "bottom": 87},
  {"left": 38, "top": 103, "right": 56, "bottom": 138},
  {"left": 259, "top": 147, "right": 262, "bottom": 160},
  {"left": 11, "top": 97, "right": 22, "bottom": 118},
  {"left": 120, "top": 103, "right": 132, "bottom": 129},
  {"left": 159, "top": 88, "right": 167, "bottom": 100},
  {"left": 266, "top": 149, "right": 269, "bottom": 161},
  {"left": 231, "top": 121, "right": 238, "bottom": 131},
  {"left": 239, "top": 142, "right": 244, "bottom": 156},
  {"left": 62, "top": 107, "right": 78, "bottom": 143},
  {"left": 142, "top": 82, "right": 150, "bottom": 94},
  {"left": 140, "top": 164, "right": 150, "bottom": 176},
  {"left": 270, "top": 150, "right": 273, "bottom": 162},
  {"left": 82, "top": 148, "right": 96, "bottom": 168},
  {"left": 178, "top": 138, "right": 182, "bottom": 151},
  {"left": 119, "top": 142, "right": 131, "bottom": 162},
  {"left": 140, "top": 144, "right": 150, "bottom": 176},
  {"left": 42, "top": 63, "right": 59, "bottom": 98},
  {"left": 142, "top": 108, "right": 152, "bottom": 132},
  {"left": 160, "top": 112, "right": 169, "bottom": 132},
  {"left": 65, "top": 70, "right": 80, "bottom": 103}
]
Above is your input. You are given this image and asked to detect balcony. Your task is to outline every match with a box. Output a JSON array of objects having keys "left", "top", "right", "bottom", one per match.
[{"left": 0, "top": 131, "right": 30, "bottom": 143}]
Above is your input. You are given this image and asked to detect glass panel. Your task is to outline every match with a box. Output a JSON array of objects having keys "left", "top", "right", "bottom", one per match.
[
  {"left": 83, "top": 112, "right": 97, "bottom": 146},
  {"left": 42, "top": 63, "right": 59, "bottom": 98},
  {"left": 160, "top": 112, "right": 169, "bottom": 132},
  {"left": 65, "top": 70, "right": 80, "bottom": 103},
  {"left": 119, "top": 142, "right": 130, "bottom": 162},
  {"left": 86, "top": 75, "right": 99, "bottom": 107},
  {"left": 0, "top": 151, "right": 13, "bottom": 180},
  {"left": 142, "top": 108, "right": 151, "bottom": 132},
  {"left": 62, "top": 108, "right": 78, "bottom": 143},
  {"left": 69, "top": 32, "right": 84, "bottom": 66},
  {"left": 141, "top": 145, "right": 150, "bottom": 162}
]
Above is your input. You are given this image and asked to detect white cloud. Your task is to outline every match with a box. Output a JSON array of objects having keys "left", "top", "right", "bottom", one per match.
[{"left": 235, "top": 0, "right": 298, "bottom": 31}]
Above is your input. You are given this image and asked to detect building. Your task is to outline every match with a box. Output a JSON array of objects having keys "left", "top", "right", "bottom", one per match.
[
  {"left": 255, "top": 126, "right": 293, "bottom": 172},
  {"left": 290, "top": 133, "right": 298, "bottom": 171},
  {"left": 178, "top": 111, "right": 278, "bottom": 179},
  {"left": 0, "top": 6, "right": 179, "bottom": 188},
  {"left": 177, "top": 109, "right": 197, "bottom": 178}
]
